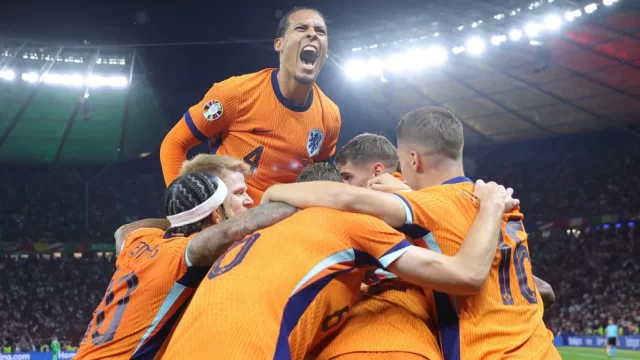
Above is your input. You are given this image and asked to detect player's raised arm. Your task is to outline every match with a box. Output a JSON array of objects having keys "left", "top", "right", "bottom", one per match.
[
  {"left": 186, "top": 202, "right": 297, "bottom": 267},
  {"left": 534, "top": 276, "right": 555, "bottom": 308},
  {"left": 115, "top": 218, "right": 171, "bottom": 256},
  {"left": 262, "top": 181, "right": 409, "bottom": 227},
  {"left": 387, "top": 182, "right": 517, "bottom": 295},
  {"left": 160, "top": 80, "right": 238, "bottom": 186}
]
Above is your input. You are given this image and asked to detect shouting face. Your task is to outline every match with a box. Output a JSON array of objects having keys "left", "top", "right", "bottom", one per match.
[{"left": 275, "top": 9, "right": 328, "bottom": 85}]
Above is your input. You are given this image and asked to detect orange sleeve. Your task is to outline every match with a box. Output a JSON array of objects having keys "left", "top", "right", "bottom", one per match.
[
  {"left": 392, "top": 188, "right": 469, "bottom": 232},
  {"left": 392, "top": 187, "right": 479, "bottom": 255},
  {"left": 317, "top": 105, "right": 341, "bottom": 160},
  {"left": 160, "top": 79, "right": 239, "bottom": 186},
  {"left": 347, "top": 214, "right": 413, "bottom": 269}
]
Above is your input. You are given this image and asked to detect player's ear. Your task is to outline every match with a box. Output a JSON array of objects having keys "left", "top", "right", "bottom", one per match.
[
  {"left": 410, "top": 151, "right": 422, "bottom": 173},
  {"left": 372, "top": 163, "right": 385, "bottom": 175},
  {"left": 274, "top": 37, "right": 284, "bottom": 53},
  {"left": 211, "top": 208, "right": 223, "bottom": 225}
]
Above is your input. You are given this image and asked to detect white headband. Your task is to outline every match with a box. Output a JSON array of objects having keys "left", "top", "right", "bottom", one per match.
[{"left": 166, "top": 179, "right": 228, "bottom": 228}]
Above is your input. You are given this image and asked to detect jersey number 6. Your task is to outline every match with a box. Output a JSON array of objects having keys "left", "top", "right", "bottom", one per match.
[{"left": 498, "top": 220, "right": 538, "bottom": 305}]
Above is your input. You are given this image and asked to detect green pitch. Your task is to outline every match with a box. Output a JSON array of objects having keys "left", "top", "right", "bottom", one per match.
[{"left": 559, "top": 347, "right": 640, "bottom": 359}]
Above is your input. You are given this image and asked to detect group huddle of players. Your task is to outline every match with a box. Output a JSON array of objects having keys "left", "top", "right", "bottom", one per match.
[{"left": 73, "top": 7, "right": 562, "bottom": 360}]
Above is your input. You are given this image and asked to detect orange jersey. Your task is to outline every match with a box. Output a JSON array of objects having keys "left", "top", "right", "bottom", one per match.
[
  {"left": 392, "top": 176, "right": 558, "bottom": 360},
  {"left": 161, "top": 208, "right": 413, "bottom": 360},
  {"left": 317, "top": 281, "right": 442, "bottom": 360},
  {"left": 160, "top": 68, "right": 341, "bottom": 204},
  {"left": 76, "top": 229, "right": 208, "bottom": 360}
]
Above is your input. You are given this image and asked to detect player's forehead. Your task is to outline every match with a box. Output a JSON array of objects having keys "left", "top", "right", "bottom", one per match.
[
  {"left": 337, "top": 161, "right": 369, "bottom": 174},
  {"left": 287, "top": 10, "right": 326, "bottom": 30},
  {"left": 221, "top": 171, "right": 247, "bottom": 191}
]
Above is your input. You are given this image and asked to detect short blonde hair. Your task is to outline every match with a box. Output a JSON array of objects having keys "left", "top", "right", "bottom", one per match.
[{"left": 179, "top": 154, "right": 250, "bottom": 178}]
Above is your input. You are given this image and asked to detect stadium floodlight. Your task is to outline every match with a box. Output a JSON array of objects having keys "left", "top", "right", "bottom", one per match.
[
  {"left": 472, "top": 22, "right": 478, "bottom": 28},
  {"left": 466, "top": 37, "right": 486, "bottom": 55},
  {"left": 108, "top": 76, "right": 128, "bottom": 88},
  {"left": 452, "top": 46, "right": 465, "bottom": 55},
  {"left": 491, "top": 35, "right": 508, "bottom": 46},
  {"left": 525, "top": 22, "right": 544, "bottom": 37},
  {"left": 385, "top": 54, "right": 405, "bottom": 73},
  {"left": 565, "top": 9, "right": 582, "bottom": 21},
  {"left": 457, "top": 25, "right": 464, "bottom": 31},
  {"left": 584, "top": 3, "right": 597, "bottom": 13},
  {"left": 427, "top": 46, "right": 448, "bottom": 66},
  {"left": 544, "top": 14, "right": 562, "bottom": 30},
  {"left": 509, "top": 29, "right": 523, "bottom": 41},
  {"left": 494, "top": 13, "right": 506, "bottom": 20},
  {"left": 351, "top": 47, "right": 362, "bottom": 52},
  {"left": 344, "top": 60, "right": 367, "bottom": 80},
  {"left": 433, "top": 32, "right": 440, "bottom": 37},
  {"left": 0, "top": 69, "right": 15, "bottom": 81},
  {"left": 510, "top": 10, "right": 517, "bottom": 16},
  {"left": 530, "top": 40, "right": 543, "bottom": 46},
  {"left": 22, "top": 72, "right": 39, "bottom": 83},
  {"left": 603, "top": 0, "right": 614, "bottom": 5}
]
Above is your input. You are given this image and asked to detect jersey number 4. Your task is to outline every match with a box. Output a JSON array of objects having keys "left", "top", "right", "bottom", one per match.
[
  {"left": 82, "top": 270, "right": 139, "bottom": 346},
  {"left": 498, "top": 220, "right": 538, "bottom": 305},
  {"left": 243, "top": 146, "right": 264, "bottom": 174}
]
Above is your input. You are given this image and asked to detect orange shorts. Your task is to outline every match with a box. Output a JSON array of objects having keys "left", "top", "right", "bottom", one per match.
[{"left": 330, "top": 352, "right": 429, "bottom": 360}]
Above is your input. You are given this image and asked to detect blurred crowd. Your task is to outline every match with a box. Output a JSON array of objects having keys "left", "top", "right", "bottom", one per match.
[
  {"left": 0, "top": 255, "right": 113, "bottom": 352},
  {"left": 0, "top": 166, "right": 163, "bottom": 244},
  {"left": 0, "top": 131, "right": 639, "bottom": 349}
]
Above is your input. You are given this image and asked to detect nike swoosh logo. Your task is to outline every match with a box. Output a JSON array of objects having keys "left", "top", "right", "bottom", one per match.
[{"left": 252, "top": 129, "right": 273, "bottom": 133}]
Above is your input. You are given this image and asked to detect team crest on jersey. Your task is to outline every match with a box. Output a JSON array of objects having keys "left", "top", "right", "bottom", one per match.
[
  {"left": 203, "top": 100, "right": 223, "bottom": 121},
  {"left": 306, "top": 129, "right": 324, "bottom": 157}
]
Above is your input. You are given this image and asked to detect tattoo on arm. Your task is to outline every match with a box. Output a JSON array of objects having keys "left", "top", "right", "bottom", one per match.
[{"left": 187, "top": 202, "right": 298, "bottom": 266}]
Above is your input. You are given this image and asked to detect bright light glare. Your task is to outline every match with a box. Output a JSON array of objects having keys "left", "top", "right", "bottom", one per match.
[
  {"left": 426, "top": 46, "right": 448, "bottom": 65},
  {"left": 509, "top": 29, "right": 523, "bottom": 41},
  {"left": 471, "top": 22, "right": 478, "bottom": 28},
  {"left": 565, "top": 9, "right": 582, "bottom": 21},
  {"left": 108, "top": 76, "right": 128, "bottom": 88},
  {"left": 584, "top": 3, "right": 597, "bottom": 13},
  {"left": 344, "top": 60, "right": 367, "bottom": 80},
  {"left": 491, "top": 35, "right": 508, "bottom": 46},
  {"left": 525, "top": 22, "right": 544, "bottom": 37},
  {"left": 544, "top": 14, "right": 562, "bottom": 30},
  {"left": 22, "top": 72, "right": 39, "bottom": 83},
  {"left": 452, "top": 46, "right": 465, "bottom": 55},
  {"left": 0, "top": 69, "right": 15, "bottom": 81},
  {"left": 603, "top": 0, "right": 613, "bottom": 5},
  {"left": 466, "top": 37, "right": 486, "bottom": 55}
]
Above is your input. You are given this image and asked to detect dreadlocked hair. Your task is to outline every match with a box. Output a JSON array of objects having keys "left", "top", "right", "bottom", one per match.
[{"left": 164, "top": 172, "right": 222, "bottom": 237}]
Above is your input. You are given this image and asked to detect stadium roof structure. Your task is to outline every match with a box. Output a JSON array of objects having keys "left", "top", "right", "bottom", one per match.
[
  {"left": 330, "top": 0, "right": 640, "bottom": 147},
  {"left": 0, "top": 45, "right": 167, "bottom": 165}
]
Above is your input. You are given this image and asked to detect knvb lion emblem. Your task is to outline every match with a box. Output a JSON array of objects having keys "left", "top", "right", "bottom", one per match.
[{"left": 306, "top": 129, "right": 324, "bottom": 157}]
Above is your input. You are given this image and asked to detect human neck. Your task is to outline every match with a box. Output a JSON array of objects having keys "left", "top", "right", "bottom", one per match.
[
  {"left": 277, "top": 67, "right": 313, "bottom": 105},
  {"left": 416, "top": 158, "right": 465, "bottom": 189}
]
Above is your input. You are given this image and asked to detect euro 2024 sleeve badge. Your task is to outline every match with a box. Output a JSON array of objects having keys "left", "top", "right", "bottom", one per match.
[{"left": 203, "top": 100, "right": 223, "bottom": 121}]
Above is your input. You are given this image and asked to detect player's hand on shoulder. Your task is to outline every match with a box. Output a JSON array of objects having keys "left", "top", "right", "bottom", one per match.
[
  {"left": 367, "top": 173, "right": 411, "bottom": 192},
  {"left": 473, "top": 179, "right": 519, "bottom": 212}
]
